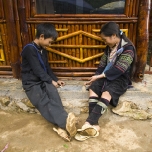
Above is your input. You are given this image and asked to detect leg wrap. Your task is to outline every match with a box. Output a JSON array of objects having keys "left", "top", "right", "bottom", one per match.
[
  {"left": 86, "top": 98, "right": 109, "bottom": 125},
  {"left": 88, "top": 97, "right": 98, "bottom": 114}
]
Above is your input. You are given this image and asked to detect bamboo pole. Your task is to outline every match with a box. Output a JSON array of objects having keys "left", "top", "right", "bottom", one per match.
[
  {"left": 0, "top": 71, "right": 12, "bottom": 75},
  {"left": 132, "top": 0, "right": 137, "bottom": 17},
  {"left": 0, "top": 65, "right": 11, "bottom": 69},
  {"left": 0, "top": 24, "right": 8, "bottom": 65},
  {"left": 4, "top": 23, "right": 10, "bottom": 65},
  {"left": 63, "top": 24, "right": 68, "bottom": 67},
  {"left": 47, "top": 47, "right": 104, "bottom": 63},
  {"left": 75, "top": 24, "right": 80, "bottom": 67},
  {"left": 31, "top": 23, "right": 36, "bottom": 41},
  {"left": 92, "top": 24, "right": 96, "bottom": 66},
  {"left": 83, "top": 24, "right": 87, "bottom": 67},
  {"left": 31, "top": 14, "right": 127, "bottom": 19},
  {"left": 71, "top": 24, "right": 75, "bottom": 67},
  {"left": 67, "top": 24, "right": 72, "bottom": 67},
  {"left": 58, "top": 24, "right": 63, "bottom": 67},
  {"left": 51, "top": 45, "right": 106, "bottom": 49},
  {"left": 0, "top": 0, "right": 4, "bottom": 19},
  {"left": 134, "top": 0, "right": 151, "bottom": 82},
  {"left": 13, "top": 0, "right": 22, "bottom": 57},
  {"left": 129, "top": 23, "right": 133, "bottom": 42},
  {"left": 54, "top": 72, "right": 94, "bottom": 77},
  {"left": 61, "top": 24, "right": 66, "bottom": 67},
  {"left": 124, "top": 0, "right": 131, "bottom": 17},
  {"left": 87, "top": 24, "right": 92, "bottom": 67},
  {"left": 128, "top": 0, "right": 133, "bottom": 17},
  {"left": 135, "top": 0, "right": 140, "bottom": 17},
  {"left": 52, "top": 67, "right": 96, "bottom": 72},
  {"left": 30, "top": 0, "right": 36, "bottom": 17},
  {"left": 26, "top": 19, "right": 138, "bottom": 24},
  {"left": 52, "top": 24, "right": 58, "bottom": 67},
  {"left": 28, "top": 24, "right": 32, "bottom": 42},
  {"left": 133, "top": 23, "right": 137, "bottom": 45},
  {"left": 25, "top": 0, "right": 30, "bottom": 19}
]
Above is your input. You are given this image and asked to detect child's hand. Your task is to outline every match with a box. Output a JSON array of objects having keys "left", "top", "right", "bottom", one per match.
[
  {"left": 52, "top": 80, "right": 59, "bottom": 88},
  {"left": 57, "top": 80, "right": 65, "bottom": 87},
  {"left": 84, "top": 75, "right": 98, "bottom": 85}
]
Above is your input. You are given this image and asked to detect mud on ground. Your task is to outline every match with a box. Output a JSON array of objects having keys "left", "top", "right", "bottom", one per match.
[{"left": 0, "top": 108, "right": 152, "bottom": 152}]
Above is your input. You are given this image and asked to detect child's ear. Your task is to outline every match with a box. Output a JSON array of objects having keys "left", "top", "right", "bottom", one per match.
[{"left": 40, "top": 34, "right": 44, "bottom": 39}]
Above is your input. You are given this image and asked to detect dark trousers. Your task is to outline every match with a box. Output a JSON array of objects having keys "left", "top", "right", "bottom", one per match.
[{"left": 23, "top": 81, "right": 68, "bottom": 129}]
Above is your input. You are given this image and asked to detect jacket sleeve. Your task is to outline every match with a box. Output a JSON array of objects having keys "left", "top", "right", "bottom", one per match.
[
  {"left": 22, "top": 46, "right": 53, "bottom": 83},
  {"left": 104, "top": 45, "right": 134, "bottom": 80},
  {"left": 95, "top": 48, "right": 108, "bottom": 75},
  {"left": 45, "top": 51, "right": 58, "bottom": 82}
]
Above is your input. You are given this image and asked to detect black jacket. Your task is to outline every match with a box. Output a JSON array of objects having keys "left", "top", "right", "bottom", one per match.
[{"left": 21, "top": 42, "right": 58, "bottom": 85}]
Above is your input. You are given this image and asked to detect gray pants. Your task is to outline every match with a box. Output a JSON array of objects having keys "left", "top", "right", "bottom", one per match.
[{"left": 23, "top": 81, "right": 68, "bottom": 129}]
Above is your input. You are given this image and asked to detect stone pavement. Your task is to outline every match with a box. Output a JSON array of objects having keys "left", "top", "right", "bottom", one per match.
[{"left": 0, "top": 74, "right": 152, "bottom": 115}]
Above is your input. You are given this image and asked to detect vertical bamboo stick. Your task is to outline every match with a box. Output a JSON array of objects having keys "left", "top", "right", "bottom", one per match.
[
  {"left": 129, "top": 23, "right": 133, "bottom": 42},
  {"left": 92, "top": 24, "right": 96, "bottom": 67},
  {"left": 25, "top": 0, "right": 30, "bottom": 19},
  {"left": 0, "top": 0, "right": 4, "bottom": 18},
  {"left": 52, "top": 24, "right": 58, "bottom": 67},
  {"left": 13, "top": 0, "right": 23, "bottom": 56},
  {"left": 71, "top": 24, "right": 75, "bottom": 67},
  {"left": 67, "top": 24, "right": 72, "bottom": 67},
  {"left": 28, "top": 24, "right": 32, "bottom": 42},
  {"left": 135, "top": 0, "right": 140, "bottom": 17},
  {"left": 88, "top": 24, "right": 92, "bottom": 67},
  {"left": 64, "top": 24, "right": 68, "bottom": 67},
  {"left": 119, "top": 23, "right": 123, "bottom": 29},
  {"left": 0, "top": 24, "right": 8, "bottom": 65},
  {"left": 0, "top": 29, "right": 3, "bottom": 65},
  {"left": 30, "top": 0, "right": 36, "bottom": 17},
  {"left": 31, "top": 24, "right": 36, "bottom": 42},
  {"left": 132, "top": 0, "right": 137, "bottom": 17},
  {"left": 75, "top": 24, "right": 80, "bottom": 67},
  {"left": 124, "top": 0, "right": 131, "bottom": 17},
  {"left": 128, "top": 0, "right": 133, "bottom": 17},
  {"left": 62, "top": 24, "right": 67, "bottom": 67},
  {"left": 59, "top": 24, "right": 63, "bottom": 67},
  {"left": 132, "top": 23, "right": 137, "bottom": 45},
  {"left": 83, "top": 24, "right": 87, "bottom": 67},
  {"left": 4, "top": 23, "right": 10, "bottom": 65}
]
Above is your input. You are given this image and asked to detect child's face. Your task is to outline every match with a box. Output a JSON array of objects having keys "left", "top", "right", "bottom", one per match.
[
  {"left": 101, "top": 33, "right": 117, "bottom": 48},
  {"left": 39, "top": 35, "right": 54, "bottom": 49}
]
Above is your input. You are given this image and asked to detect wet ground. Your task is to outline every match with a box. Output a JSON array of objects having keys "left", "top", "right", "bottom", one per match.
[{"left": 0, "top": 108, "right": 152, "bottom": 152}]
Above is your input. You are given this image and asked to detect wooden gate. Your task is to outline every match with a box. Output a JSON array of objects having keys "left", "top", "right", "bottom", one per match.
[{"left": 0, "top": 0, "right": 151, "bottom": 82}]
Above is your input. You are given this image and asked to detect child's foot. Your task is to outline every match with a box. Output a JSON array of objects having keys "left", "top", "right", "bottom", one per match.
[
  {"left": 53, "top": 127, "right": 71, "bottom": 142},
  {"left": 66, "top": 112, "right": 77, "bottom": 137},
  {"left": 92, "top": 125, "right": 100, "bottom": 132}
]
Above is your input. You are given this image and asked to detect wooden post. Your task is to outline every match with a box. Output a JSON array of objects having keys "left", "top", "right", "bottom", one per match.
[
  {"left": 134, "top": 0, "right": 151, "bottom": 82},
  {"left": 3, "top": 0, "right": 20, "bottom": 79},
  {"left": 17, "top": 0, "right": 30, "bottom": 46}
]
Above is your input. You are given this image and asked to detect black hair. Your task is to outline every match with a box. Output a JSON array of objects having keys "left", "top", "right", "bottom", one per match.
[
  {"left": 35, "top": 23, "right": 58, "bottom": 41},
  {"left": 100, "top": 21, "right": 137, "bottom": 80},
  {"left": 100, "top": 21, "right": 133, "bottom": 46}
]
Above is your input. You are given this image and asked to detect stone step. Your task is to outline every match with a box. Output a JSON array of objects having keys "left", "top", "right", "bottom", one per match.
[{"left": 0, "top": 77, "right": 152, "bottom": 114}]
